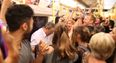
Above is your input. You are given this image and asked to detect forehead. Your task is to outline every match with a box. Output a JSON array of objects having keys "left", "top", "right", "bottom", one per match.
[{"left": 84, "top": 15, "right": 91, "bottom": 19}]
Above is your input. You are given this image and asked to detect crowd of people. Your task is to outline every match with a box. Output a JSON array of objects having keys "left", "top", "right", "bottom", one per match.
[{"left": 0, "top": 0, "right": 116, "bottom": 63}]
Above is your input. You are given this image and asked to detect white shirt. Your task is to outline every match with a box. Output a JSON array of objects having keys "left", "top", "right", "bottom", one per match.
[{"left": 30, "top": 28, "right": 54, "bottom": 48}]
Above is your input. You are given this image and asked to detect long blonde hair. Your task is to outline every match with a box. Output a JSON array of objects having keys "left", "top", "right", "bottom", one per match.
[{"left": 53, "top": 23, "right": 76, "bottom": 60}]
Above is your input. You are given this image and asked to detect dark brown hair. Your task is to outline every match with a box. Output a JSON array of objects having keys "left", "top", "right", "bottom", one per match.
[{"left": 72, "top": 26, "right": 91, "bottom": 46}]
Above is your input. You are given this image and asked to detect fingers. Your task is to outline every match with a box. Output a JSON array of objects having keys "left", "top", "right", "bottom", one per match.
[
  {"left": 38, "top": 41, "right": 49, "bottom": 55},
  {"left": 47, "top": 46, "right": 54, "bottom": 54}
]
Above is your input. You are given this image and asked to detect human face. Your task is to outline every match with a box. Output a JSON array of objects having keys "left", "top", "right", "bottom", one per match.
[
  {"left": 66, "top": 21, "right": 74, "bottom": 31},
  {"left": 23, "top": 17, "right": 34, "bottom": 38},
  {"left": 83, "top": 15, "right": 93, "bottom": 26},
  {"left": 46, "top": 28, "right": 55, "bottom": 36}
]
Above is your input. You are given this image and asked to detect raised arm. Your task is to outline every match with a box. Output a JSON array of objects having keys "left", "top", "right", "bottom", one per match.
[
  {"left": 0, "top": 0, "right": 11, "bottom": 24},
  {"left": 0, "top": 0, "right": 19, "bottom": 63}
]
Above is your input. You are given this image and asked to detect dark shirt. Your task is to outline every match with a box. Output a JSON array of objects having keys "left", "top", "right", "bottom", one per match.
[{"left": 106, "top": 49, "right": 116, "bottom": 63}]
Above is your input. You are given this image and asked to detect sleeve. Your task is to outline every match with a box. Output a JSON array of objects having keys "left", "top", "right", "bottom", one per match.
[{"left": 30, "top": 33, "right": 41, "bottom": 49}]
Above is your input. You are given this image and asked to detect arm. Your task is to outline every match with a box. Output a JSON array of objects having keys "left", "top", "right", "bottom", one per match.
[
  {"left": 33, "top": 41, "right": 48, "bottom": 63},
  {"left": 4, "top": 33, "right": 19, "bottom": 63},
  {"left": 33, "top": 41, "right": 54, "bottom": 63},
  {"left": 0, "top": 0, "right": 19, "bottom": 63},
  {"left": 0, "top": 0, "right": 11, "bottom": 24}
]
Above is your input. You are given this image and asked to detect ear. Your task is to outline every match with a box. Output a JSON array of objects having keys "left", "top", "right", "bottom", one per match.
[{"left": 21, "top": 23, "right": 28, "bottom": 31}]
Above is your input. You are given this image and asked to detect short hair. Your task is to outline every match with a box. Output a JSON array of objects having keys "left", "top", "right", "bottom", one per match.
[
  {"left": 5, "top": 4, "right": 34, "bottom": 32},
  {"left": 89, "top": 32, "right": 115, "bottom": 60},
  {"left": 44, "top": 22, "right": 55, "bottom": 29}
]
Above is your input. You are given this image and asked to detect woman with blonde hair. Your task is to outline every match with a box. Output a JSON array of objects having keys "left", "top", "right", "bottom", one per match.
[
  {"left": 65, "top": 19, "right": 75, "bottom": 39},
  {"left": 83, "top": 32, "right": 115, "bottom": 63},
  {"left": 43, "top": 23, "right": 78, "bottom": 63}
]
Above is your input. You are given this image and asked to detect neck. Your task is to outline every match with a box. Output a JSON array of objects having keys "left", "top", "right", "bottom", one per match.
[
  {"left": 10, "top": 30, "right": 24, "bottom": 48},
  {"left": 88, "top": 53, "right": 106, "bottom": 63}
]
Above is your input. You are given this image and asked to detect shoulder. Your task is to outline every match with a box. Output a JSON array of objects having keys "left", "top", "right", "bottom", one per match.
[
  {"left": 32, "top": 28, "right": 44, "bottom": 37},
  {"left": 82, "top": 52, "right": 90, "bottom": 63}
]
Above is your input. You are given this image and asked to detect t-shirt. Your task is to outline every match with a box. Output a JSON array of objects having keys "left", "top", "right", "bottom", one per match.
[{"left": 19, "top": 39, "right": 34, "bottom": 63}]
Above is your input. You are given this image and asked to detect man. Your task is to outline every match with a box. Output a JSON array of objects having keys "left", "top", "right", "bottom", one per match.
[
  {"left": 5, "top": 4, "right": 50, "bottom": 63},
  {"left": 31, "top": 22, "right": 55, "bottom": 51}
]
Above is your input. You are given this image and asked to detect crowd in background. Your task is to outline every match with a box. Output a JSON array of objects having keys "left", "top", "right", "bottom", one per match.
[{"left": 0, "top": 0, "right": 116, "bottom": 63}]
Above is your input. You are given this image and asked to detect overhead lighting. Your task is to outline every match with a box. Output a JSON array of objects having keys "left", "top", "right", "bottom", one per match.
[{"left": 60, "top": 0, "right": 78, "bottom": 8}]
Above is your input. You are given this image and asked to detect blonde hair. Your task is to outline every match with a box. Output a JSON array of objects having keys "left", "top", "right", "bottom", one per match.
[
  {"left": 59, "top": 31, "right": 75, "bottom": 60},
  {"left": 66, "top": 19, "right": 75, "bottom": 25},
  {"left": 53, "top": 23, "right": 75, "bottom": 60},
  {"left": 89, "top": 32, "right": 115, "bottom": 60}
]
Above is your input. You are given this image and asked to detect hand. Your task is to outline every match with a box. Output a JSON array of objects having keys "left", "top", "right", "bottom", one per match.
[
  {"left": 47, "top": 46, "right": 54, "bottom": 54},
  {"left": 38, "top": 40, "right": 49, "bottom": 56}
]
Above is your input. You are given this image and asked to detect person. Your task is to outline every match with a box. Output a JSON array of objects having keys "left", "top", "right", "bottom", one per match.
[
  {"left": 101, "top": 16, "right": 114, "bottom": 33},
  {"left": 0, "top": 0, "right": 19, "bottom": 63},
  {"left": 83, "top": 15, "right": 96, "bottom": 26},
  {"left": 5, "top": 4, "right": 52, "bottom": 63},
  {"left": 43, "top": 23, "right": 78, "bottom": 63},
  {"left": 83, "top": 32, "right": 115, "bottom": 63},
  {"left": 65, "top": 19, "right": 75, "bottom": 38},
  {"left": 107, "top": 27, "right": 116, "bottom": 63},
  {"left": 72, "top": 26, "right": 91, "bottom": 63},
  {"left": 31, "top": 22, "right": 55, "bottom": 51}
]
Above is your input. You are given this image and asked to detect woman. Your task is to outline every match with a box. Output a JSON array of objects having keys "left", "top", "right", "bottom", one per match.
[
  {"left": 65, "top": 19, "right": 75, "bottom": 38},
  {"left": 72, "top": 26, "right": 91, "bottom": 63},
  {"left": 83, "top": 32, "right": 115, "bottom": 63},
  {"left": 44, "top": 23, "right": 78, "bottom": 63}
]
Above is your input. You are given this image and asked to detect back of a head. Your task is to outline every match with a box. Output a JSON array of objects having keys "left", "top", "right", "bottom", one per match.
[
  {"left": 5, "top": 4, "right": 34, "bottom": 32},
  {"left": 58, "top": 28, "right": 75, "bottom": 60},
  {"left": 52, "top": 23, "right": 68, "bottom": 45},
  {"left": 89, "top": 32, "right": 115, "bottom": 60},
  {"left": 72, "top": 26, "right": 91, "bottom": 44}
]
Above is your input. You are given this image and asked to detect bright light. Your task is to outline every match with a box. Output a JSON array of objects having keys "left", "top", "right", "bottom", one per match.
[
  {"left": 60, "top": 0, "right": 78, "bottom": 8},
  {"left": 104, "top": 0, "right": 116, "bottom": 9}
]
